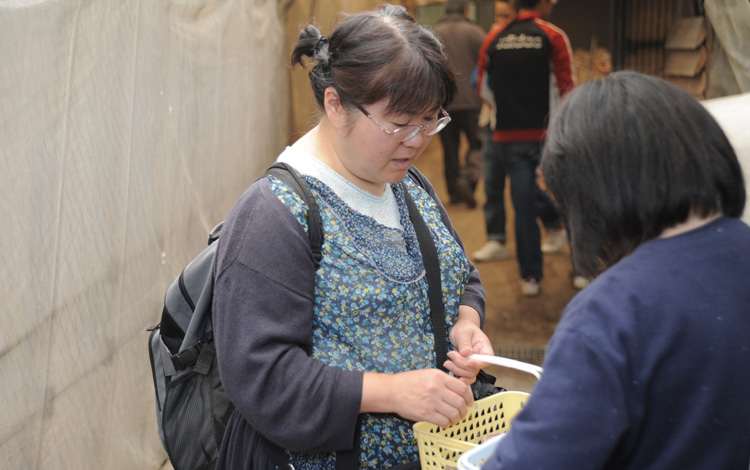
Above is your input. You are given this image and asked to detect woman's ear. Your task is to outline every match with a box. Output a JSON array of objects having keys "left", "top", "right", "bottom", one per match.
[{"left": 323, "top": 87, "right": 349, "bottom": 130}]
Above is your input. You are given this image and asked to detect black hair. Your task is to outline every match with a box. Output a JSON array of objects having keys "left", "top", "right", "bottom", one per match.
[
  {"left": 445, "top": 1, "right": 467, "bottom": 15},
  {"left": 517, "top": 0, "right": 540, "bottom": 9},
  {"left": 541, "top": 71, "right": 745, "bottom": 278},
  {"left": 290, "top": 4, "right": 456, "bottom": 117}
]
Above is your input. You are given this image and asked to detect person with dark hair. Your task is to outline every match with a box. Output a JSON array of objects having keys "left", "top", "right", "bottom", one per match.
[
  {"left": 475, "top": 0, "right": 574, "bottom": 296},
  {"left": 476, "top": 0, "right": 572, "bottom": 266},
  {"left": 211, "top": 5, "right": 495, "bottom": 469},
  {"left": 481, "top": 71, "right": 750, "bottom": 469},
  {"left": 433, "top": 1, "right": 487, "bottom": 208},
  {"left": 493, "top": 0, "right": 516, "bottom": 26},
  {"left": 473, "top": 0, "right": 516, "bottom": 263}
]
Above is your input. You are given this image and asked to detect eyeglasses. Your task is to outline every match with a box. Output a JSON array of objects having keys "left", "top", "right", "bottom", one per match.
[{"left": 355, "top": 104, "right": 451, "bottom": 142}]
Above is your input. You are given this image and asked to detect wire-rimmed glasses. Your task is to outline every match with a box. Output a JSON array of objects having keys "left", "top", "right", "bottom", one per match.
[{"left": 356, "top": 104, "right": 451, "bottom": 142}]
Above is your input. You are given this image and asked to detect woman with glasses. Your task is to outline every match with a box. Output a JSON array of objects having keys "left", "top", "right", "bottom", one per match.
[
  {"left": 481, "top": 72, "right": 750, "bottom": 469},
  {"left": 211, "top": 4, "right": 495, "bottom": 469}
]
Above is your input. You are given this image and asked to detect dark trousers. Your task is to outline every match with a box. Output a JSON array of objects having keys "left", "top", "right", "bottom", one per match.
[
  {"left": 481, "top": 128, "right": 563, "bottom": 244},
  {"left": 439, "top": 109, "right": 482, "bottom": 202},
  {"left": 483, "top": 138, "right": 551, "bottom": 280}
]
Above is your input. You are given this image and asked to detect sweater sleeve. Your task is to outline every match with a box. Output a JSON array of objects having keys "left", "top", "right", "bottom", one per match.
[
  {"left": 212, "top": 179, "right": 363, "bottom": 453},
  {"left": 476, "top": 27, "right": 501, "bottom": 106},
  {"left": 482, "top": 296, "right": 630, "bottom": 469},
  {"left": 547, "top": 24, "right": 576, "bottom": 97}
]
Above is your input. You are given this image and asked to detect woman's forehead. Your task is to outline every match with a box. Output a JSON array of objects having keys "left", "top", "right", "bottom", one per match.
[{"left": 380, "top": 99, "right": 441, "bottom": 117}]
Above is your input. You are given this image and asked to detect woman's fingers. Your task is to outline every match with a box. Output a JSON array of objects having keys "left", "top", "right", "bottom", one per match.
[
  {"left": 444, "top": 350, "right": 487, "bottom": 383},
  {"left": 391, "top": 369, "right": 473, "bottom": 426}
]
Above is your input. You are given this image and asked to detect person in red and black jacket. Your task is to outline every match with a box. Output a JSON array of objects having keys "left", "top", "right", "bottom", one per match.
[{"left": 475, "top": 0, "right": 574, "bottom": 296}]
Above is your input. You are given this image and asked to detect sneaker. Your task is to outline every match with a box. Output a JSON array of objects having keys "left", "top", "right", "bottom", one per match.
[
  {"left": 473, "top": 240, "right": 510, "bottom": 262},
  {"left": 572, "top": 275, "right": 590, "bottom": 290},
  {"left": 541, "top": 228, "right": 567, "bottom": 254},
  {"left": 521, "top": 278, "right": 540, "bottom": 297}
]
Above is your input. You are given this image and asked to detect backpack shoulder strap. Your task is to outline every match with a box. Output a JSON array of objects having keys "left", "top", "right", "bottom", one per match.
[
  {"left": 264, "top": 162, "right": 323, "bottom": 270},
  {"left": 400, "top": 176, "right": 448, "bottom": 373}
]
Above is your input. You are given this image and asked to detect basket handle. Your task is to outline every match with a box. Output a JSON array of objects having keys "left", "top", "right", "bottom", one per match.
[{"left": 468, "top": 354, "right": 543, "bottom": 380}]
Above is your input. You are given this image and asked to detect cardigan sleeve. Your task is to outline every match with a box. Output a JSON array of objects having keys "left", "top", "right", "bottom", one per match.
[{"left": 212, "top": 178, "right": 363, "bottom": 453}]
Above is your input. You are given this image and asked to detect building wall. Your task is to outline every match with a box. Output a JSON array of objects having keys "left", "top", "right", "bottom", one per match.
[{"left": 551, "top": 0, "right": 613, "bottom": 53}]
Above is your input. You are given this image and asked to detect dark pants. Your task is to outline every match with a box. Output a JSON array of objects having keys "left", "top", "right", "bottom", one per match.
[
  {"left": 439, "top": 109, "right": 482, "bottom": 202},
  {"left": 482, "top": 129, "right": 562, "bottom": 233},
  {"left": 482, "top": 138, "right": 549, "bottom": 280}
]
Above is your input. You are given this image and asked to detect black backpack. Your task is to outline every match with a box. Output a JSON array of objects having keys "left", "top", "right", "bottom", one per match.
[{"left": 147, "top": 162, "right": 322, "bottom": 470}]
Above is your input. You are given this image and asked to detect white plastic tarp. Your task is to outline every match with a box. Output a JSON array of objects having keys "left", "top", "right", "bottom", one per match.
[
  {"left": 1, "top": 1, "right": 289, "bottom": 468},
  {"left": 705, "top": 0, "right": 750, "bottom": 97},
  {"left": 2, "top": 1, "right": 748, "bottom": 469}
]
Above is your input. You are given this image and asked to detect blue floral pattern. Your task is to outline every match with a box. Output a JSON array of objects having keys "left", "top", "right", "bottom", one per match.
[{"left": 267, "top": 173, "right": 471, "bottom": 469}]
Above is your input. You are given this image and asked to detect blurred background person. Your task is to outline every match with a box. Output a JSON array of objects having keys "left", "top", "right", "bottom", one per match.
[
  {"left": 475, "top": 0, "right": 575, "bottom": 296},
  {"left": 472, "top": 0, "right": 517, "bottom": 262},
  {"left": 434, "top": 0, "right": 487, "bottom": 208},
  {"left": 494, "top": 0, "right": 516, "bottom": 26}
]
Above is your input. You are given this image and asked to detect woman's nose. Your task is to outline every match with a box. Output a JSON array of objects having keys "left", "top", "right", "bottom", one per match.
[{"left": 401, "top": 129, "right": 428, "bottom": 147}]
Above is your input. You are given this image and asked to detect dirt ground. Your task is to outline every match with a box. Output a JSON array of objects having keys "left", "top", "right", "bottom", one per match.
[{"left": 414, "top": 137, "right": 580, "bottom": 386}]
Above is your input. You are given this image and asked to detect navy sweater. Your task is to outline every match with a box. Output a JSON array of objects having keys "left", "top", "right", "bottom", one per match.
[{"left": 484, "top": 216, "right": 750, "bottom": 469}]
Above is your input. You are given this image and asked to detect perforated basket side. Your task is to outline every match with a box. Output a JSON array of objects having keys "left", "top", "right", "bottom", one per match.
[{"left": 414, "top": 392, "right": 528, "bottom": 470}]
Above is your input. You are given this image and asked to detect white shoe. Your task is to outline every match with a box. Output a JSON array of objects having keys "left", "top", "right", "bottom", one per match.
[
  {"left": 541, "top": 228, "right": 567, "bottom": 254},
  {"left": 521, "top": 278, "right": 540, "bottom": 297},
  {"left": 473, "top": 240, "right": 510, "bottom": 262},
  {"left": 572, "top": 275, "right": 590, "bottom": 290}
]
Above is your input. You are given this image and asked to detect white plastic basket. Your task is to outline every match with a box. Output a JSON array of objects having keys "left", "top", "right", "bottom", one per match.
[{"left": 456, "top": 433, "right": 506, "bottom": 470}]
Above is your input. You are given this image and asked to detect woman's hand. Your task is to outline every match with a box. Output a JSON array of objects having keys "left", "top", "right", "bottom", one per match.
[
  {"left": 445, "top": 306, "right": 495, "bottom": 385},
  {"left": 359, "top": 307, "right": 494, "bottom": 427},
  {"left": 362, "top": 369, "right": 474, "bottom": 428}
]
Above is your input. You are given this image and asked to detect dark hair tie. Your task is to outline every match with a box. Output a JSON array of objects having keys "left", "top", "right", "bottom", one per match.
[{"left": 314, "top": 35, "right": 328, "bottom": 56}]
